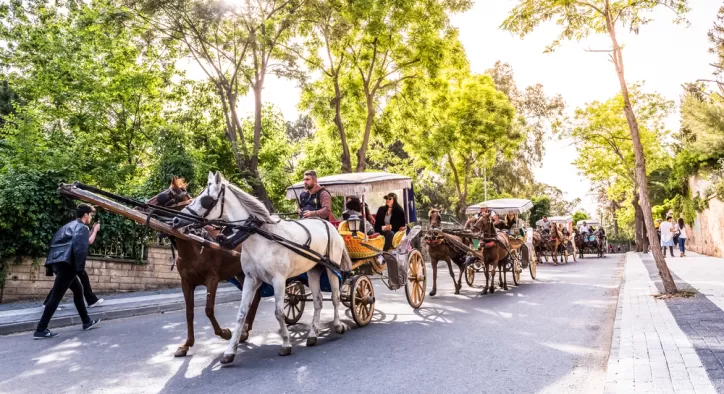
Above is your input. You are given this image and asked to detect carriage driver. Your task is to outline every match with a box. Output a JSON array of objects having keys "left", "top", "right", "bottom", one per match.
[
  {"left": 579, "top": 221, "right": 591, "bottom": 235},
  {"left": 298, "top": 170, "right": 335, "bottom": 222}
]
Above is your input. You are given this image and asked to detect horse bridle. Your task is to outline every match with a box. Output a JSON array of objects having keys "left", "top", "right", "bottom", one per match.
[{"left": 187, "top": 184, "right": 226, "bottom": 219}]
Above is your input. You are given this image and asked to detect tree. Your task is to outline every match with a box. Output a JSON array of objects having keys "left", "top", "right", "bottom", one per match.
[
  {"left": 503, "top": 0, "right": 690, "bottom": 294},
  {"left": 130, "top": 0, "right": 302, "bottom": 208},
  {"left": 530, "top": 195, "right": 551, "bottom": 225},
  {"left": 485, "top": 61, "right": 565, "bottom": 165},
  {"left": 568, "top": 86, "right": 673, "bottom": 249},
  {"left": 572, "top": 210, "right": 590, "bottom": 225},
  {"left": 400, "top": 73, "right": 518, "bottom": 218}
]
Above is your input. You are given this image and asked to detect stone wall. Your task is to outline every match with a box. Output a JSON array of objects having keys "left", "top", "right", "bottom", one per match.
[
  {"left": 0, "top": 246, "right": 179, "bottom": 303},
  {"left": 687, "top": 175, "right": 724, "bottom": 258}
]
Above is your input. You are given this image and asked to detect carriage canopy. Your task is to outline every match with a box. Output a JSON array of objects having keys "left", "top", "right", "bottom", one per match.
[
  {"left": 465, "top": 198, "right": 533, "bottom": 215},
  {"left": 286, "top": 172, "right": 416, "bottom": 222},
  {"left": 575, "top": 220, "right": 601, "bottom": 227},
  {"left": 535, "top": 216, "right": 572, "bottom": 226},
  {"left": 286, "top": 172, "right": 412, "bottom": 199}
]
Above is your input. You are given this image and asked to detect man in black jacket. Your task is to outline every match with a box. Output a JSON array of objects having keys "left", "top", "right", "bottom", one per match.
[{"left": 34, "top": 204, "right": 102, "bottom": 339}]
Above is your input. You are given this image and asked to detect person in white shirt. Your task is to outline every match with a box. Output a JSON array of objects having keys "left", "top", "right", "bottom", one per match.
[
  {"left": 659, "top": 216, "right": 675, "bottom": 257},
  {"left": 578, "top": 222, "right": 590, "bottom": 235}
]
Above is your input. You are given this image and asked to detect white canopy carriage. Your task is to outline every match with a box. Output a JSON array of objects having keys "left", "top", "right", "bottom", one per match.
[
  {"left": 462, "top": 197, "right": 538, "bottom": 284},
  {"left": 286, "top": 172, "right": 416, "bottom": 224},
  {"left": 284, "top": 171, "right": 425, "bottom": 326}
]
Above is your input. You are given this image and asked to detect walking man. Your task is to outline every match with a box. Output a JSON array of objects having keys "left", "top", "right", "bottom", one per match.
[
  {"left": 34, "top": 204, "right": 102, "bottom": 339},
  {"left": 42, "top": 220, "right": 104, "bottom": 309}
]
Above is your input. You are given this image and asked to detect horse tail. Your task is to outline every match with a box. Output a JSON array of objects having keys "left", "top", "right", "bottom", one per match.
[{"left": 340, "top": 246, "right": 352, "bottom": 272}]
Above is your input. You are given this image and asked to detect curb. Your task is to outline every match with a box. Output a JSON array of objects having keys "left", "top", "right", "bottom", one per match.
[
  {"left": 0, "top": 290, "right": 242, "bottom": 336},
  {"left": 603, "top": 252, "right": 628, "bottom": 393}
]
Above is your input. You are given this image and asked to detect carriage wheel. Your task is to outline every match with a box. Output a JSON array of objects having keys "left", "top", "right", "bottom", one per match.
[
  {"left": 511, "top": 255, "right": 521, "bottom": 286},
  {"left": 351, "top": 275, "right": 375, "bottom": 327},
  {"left": 529, "top": 253, "right": 537, "bottom": 280},
  {"left": 283, "top": 280, "right": 305, "bottom": 325},
  {"left": 465, "top": 264, "right": 475, "bottom": 287},
  {"left": 405, "top": 250, "right": 426, "bottom": 309}
]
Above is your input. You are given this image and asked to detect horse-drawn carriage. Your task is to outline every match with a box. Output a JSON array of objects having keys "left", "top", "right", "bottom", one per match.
[
  {"left": 461, "top": 198, "right": 537, "bottom": 290},
  {"left": 535, "top": 215, "right": 577, "bottom": 263},
  {"left": 574, "top": 220, "right": 605, "bottom": 258},
  {"left": 283, "top": 172, "right": 426, "bottom": 327}
]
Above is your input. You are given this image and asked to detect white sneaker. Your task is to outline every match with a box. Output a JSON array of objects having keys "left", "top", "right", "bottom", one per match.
[{"left": 88, "top": 298, "right": 104, "bottom": 308}]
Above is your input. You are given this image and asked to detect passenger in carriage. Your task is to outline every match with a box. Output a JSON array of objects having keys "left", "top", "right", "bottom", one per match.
[
  {"left": 342, "top": 198, "right": 375, "bottom": 235},
  {"left": 374, "top": 193, "right": 407, "bottom": 251},
  {"left": 343, "top": 197, "right": 374, "bottom": 225},
  {"left": 495, "top": 211, "right": 517, "bottom": 234},
  {"left": 540, "top": 216, "right": 551, "bottom": 234}
]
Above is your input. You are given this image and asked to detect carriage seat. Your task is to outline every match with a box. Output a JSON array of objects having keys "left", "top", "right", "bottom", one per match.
[{"left": 337, "top": 220, "right": 380, "bottom": 239}]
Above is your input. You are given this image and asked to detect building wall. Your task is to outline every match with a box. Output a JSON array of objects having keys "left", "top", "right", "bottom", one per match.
[
  {"left": 687, "top": 175, "right": 724, "bottom": 258},
  {"left": 1, "top": 246, "right": 179, "bottom": 303}
]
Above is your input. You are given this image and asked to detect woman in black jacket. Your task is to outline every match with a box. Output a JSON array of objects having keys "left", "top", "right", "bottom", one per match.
[{"left": 374, "top": 193, "right": 407, "bottom": 251}]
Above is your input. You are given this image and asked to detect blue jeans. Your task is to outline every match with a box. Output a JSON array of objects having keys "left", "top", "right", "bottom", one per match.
[{"left": 678, "top": 238, "right": 686, "bottom": 254}]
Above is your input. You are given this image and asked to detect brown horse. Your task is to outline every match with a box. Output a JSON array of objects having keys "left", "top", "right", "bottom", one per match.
[
  {"left": 468, "top": 213, "right": 511, "bottom": 294},
  {"left": 147, "top": 177, "right": 262, "bottom": 357},
  {"left": 533, "top": 223, "right": 563, "bottom": 265},
  {"left": 425, "top": 208, "right": 468, "bottom": 295}
]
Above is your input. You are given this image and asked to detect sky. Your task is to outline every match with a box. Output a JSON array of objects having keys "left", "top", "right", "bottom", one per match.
[{"left": 224, "top": 0, "right": 722, "bottom": 219}]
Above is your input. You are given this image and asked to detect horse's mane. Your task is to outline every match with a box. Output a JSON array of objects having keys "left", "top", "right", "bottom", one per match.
[
  {"left": 227, "top": 183, "right": 277, "bottom": 224},
  {"left": 171, "top": 176, "right": 188, "bottom": 190}
]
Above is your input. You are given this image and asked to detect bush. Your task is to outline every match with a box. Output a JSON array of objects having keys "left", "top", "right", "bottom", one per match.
[{"left": 0, "top": 166, "right": 75, "bottom": 260}]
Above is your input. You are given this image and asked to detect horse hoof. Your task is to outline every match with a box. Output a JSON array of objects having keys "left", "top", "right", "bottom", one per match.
[
  {"left": 220, "top": 328, "right": 232, "bottom": 341},
  {"left": 279, "top": 346, "right": 293, "bottom": 356},
  {"left": 239, "top": 331, "right": 249, "bottom": 343},
  {"left": 307, "top": 337, "right": 318, "bottom": 347},
  {"left": 174, "top": 347, "right": 189, "bottom": 357},
  {"left": 335, "top": 324, "right": 346, "bottom": 335},
  {"left": 219, "top": 353, "right": 236, "bottom": 365},
  {"left": 429, "top": 290, "right": 436, "bottom": 296}
]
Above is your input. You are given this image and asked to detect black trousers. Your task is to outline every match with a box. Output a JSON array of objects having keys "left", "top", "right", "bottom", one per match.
[
  {"left": 43, "top": 270, "right": 98, "bottom": 306},
  {"left": 662, "top": 245, "right": 675, "bottom": 257},
  {"left": 381, "top": 230, "right": 395, "bottom": 251},
  {"left": 37, "top": 264, "right": 90, "bottom": 332}
]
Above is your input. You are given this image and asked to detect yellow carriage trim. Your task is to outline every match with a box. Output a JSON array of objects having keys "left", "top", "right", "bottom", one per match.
[
  {"left": 338, "top": 221, "right": 385, "bottom": 259},
  {"left": 391, "top": 230, "right": 406, "bottom": 249}
]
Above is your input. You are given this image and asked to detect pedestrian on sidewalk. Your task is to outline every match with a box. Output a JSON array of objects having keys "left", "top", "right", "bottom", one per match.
[
  {"left": 659, "top": 215, "right": 676, "bottom": 258},
  {"left": 42, "top": 218, "right": 104, "bottom": 309},
  {"left": 34, "top": 204, "right": 102, "bottom": 339},
  {"left": 677, "top": 217, "right": 687, "bottom": 257}
]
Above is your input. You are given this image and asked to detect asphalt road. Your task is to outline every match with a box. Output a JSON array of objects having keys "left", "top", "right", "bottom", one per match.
[{"left": 0, "top": 255, "right": 623, "bottom": 394}]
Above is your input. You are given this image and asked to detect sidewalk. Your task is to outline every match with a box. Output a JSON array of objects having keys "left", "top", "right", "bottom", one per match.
[
  {"left": 0, "top": 283, "right": 242, "bottom": 336},
  {"left": 605, "top": 251, "right": 724, "bottom": 393}
]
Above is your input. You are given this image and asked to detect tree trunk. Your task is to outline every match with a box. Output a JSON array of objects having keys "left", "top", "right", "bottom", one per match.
[
  {"left": 333, "top": 78, "right": 353, "bottom": 173},
  {"left": 632, "top": 193, "right": 646, "bottom": 252},
  {"left": 251, "top": 84, "right": 273, "bottom": 210},
  {"left": 605, "top": 12, "right": 676, "bottom": 293},
  {"left": 356, "top": 93, "right": 374, "bottom": 173}
]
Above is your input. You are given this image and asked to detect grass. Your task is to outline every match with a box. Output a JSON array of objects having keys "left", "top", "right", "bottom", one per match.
[{"left": 654, "top": 291, "right": 697, "bottom": 300}]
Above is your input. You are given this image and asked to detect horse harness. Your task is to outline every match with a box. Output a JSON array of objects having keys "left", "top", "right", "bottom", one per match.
[{"left": 213, "top": 217, "right": 341, "bottom": 275}]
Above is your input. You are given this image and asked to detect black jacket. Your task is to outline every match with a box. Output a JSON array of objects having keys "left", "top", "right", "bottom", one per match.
[
  {"left": 45, "top": 219, "right": 90, "bottom": 272},
  {"left": 374, "top": 205, "right": 406, "bottom": 234}
]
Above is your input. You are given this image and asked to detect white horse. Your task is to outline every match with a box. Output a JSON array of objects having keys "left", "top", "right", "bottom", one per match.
[{"left": 172, "top": 172, "right": 352, "bottom": 365}]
